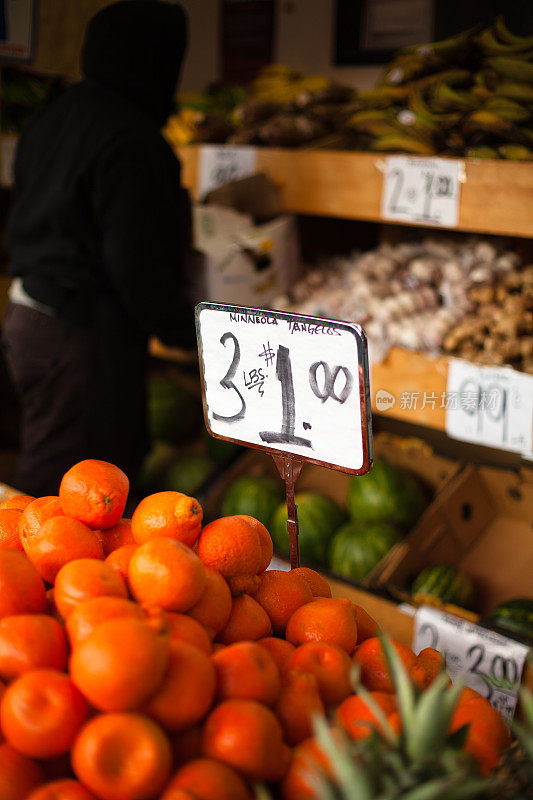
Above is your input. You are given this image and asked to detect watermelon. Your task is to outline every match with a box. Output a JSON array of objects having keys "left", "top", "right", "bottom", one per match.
[
  {"left": 203, "top": 429, "right": 241, "bottom": 465},
  {"left": 486, "top": 598, "right": 533, "bottom": 640},
  {"left": 411, "top": 565, "right": 474, "bottom": 609},
  {"left": 163, "top": 454, "right": 214, "bottom": 496},
  {"left": 328, "top": 521, "right": 402, "bottom": 582},
  {"left": 221, "top": 475, "right": 284, "bottom": 529},
  {"left": 347, "top": 459, "right": 427, "bottom": 531},
  {"left": 136, "top": 441, "right": 178, "bottom": 492},
  {"left": 271, "top": 492, "right": 346, "bottom": 564},
  {"left": 148, "top": 375, "right": 203, "bottom": 445}
]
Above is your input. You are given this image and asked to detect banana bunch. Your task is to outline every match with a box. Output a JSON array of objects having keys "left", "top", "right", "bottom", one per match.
[
  {"left": 163, "top": 108, "right": 199, "bottom": 147},
  {"left": 250, "top": 64, "right": 332, "bottom": 105}
]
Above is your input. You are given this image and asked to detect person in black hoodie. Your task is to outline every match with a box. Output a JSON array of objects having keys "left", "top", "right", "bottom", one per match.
[{"left": 2, "top": 0, "right": 195, "bottom": 496}]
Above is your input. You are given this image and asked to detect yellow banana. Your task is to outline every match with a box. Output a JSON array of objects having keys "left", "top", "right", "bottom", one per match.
[
  {"left": 431, "top": 82, "right": 477, "bottom": 111},
  {"left": 369, "top": 133, "right": 436, "bottom": 155},
  {"left": 414, "top": 69, "right": 471, "bottom": 91},
  {"left": 381, "top": 54, "right": 444, "bottom": 85},
  {"left": 484, "top": 96, "right": 532, "bottom": 122},
  {"left": 462, "top": 109, "right": 525, "bottom": 141}
]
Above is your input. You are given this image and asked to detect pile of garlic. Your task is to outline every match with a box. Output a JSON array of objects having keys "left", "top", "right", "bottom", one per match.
[{"left": 273, "top": 236, "right": 526, "bottom": 365}]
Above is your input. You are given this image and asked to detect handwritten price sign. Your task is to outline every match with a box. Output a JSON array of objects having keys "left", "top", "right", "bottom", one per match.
[
  {"left": 446, "top": 359, "right": 533, "bottom": 456},
  {"left": 195, "top": 303, "right": 372, "bottom": 474},
  {"left": 414, "top": 606, "right": 530, "bottom": 720},
  {"left": 198, "top": 146, "right": 258, "bottom": 198},
  {"left": 382, "top": 156, "right": 463, "bottom": 228}
]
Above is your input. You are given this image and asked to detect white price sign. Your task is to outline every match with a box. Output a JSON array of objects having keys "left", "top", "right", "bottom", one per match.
[
  {"left": 446, "top": 359, "right": 533, "bottom": 456},
  {"left": 195, "top": 303, "right": 372, "bottom": 474},
  {"left": 414, "top": 606, "right": 530, "bottom": 720},
  {"left": 198, "top": 145, "right": 257, "bottom": 198},
  {"left": 381, "top": 156, "right": 463, "bottom": 227}
]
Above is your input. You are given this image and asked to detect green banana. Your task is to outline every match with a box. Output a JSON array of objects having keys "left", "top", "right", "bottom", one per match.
[
  {"left": 414, "top": 69, "right": 471, "bottom": 91},
  {"left": 484, "top": 57, "right": 533, "bottom": 83},
  {"left": 494, "top": 80, "right": 533, "bottom": 102},
  {"left": 345, "top": 110, "right": 399, "bottom": 136},
  {"left": 381, "top": 54, "right": 444, "bottom": 86},
  {"left": 395, "top": 108, "right": 440, "bottom": 138},
  {"left": 401, "top": 25, "right": 479, "bottom": 59},
  {"left": 476, "top": 26, "right": 533, "bottom": 56},
  {"left": 430, "top": 82, "right": 478, "bottom": 111},
  {"left": 369, "top": 133, "right": 436, "bottom": 155},
  {"left": 494, "top": 15, "right": 533, "bottom": 48},
  {"left": 484, "top": 96, "right": 532, "bottom": 122},
  {"left": 499, "top": 143, "right": 533, "bottom": 160},
  {"left": 355, "top": 86, "right": 410, "bottom": 108},
  {"left": 465, "top": 145, "right": 498, "bottom": 159},
  {"left": 409, "top": 90, "right": 462, "bottom": 128}
]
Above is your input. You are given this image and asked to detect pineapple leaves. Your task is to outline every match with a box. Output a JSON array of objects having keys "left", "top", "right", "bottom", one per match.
[
  {"left": 313, "top": 715, "right": 373, "bottom": 800},
  {"left": 408, "top": 673, "right": 456, "bottom": 764},
  {"left": 355, "top": 682, "right": 399, "bottom": 746},
  {"left": 380, "top": 635, "right": 416, "bottom": 737}
]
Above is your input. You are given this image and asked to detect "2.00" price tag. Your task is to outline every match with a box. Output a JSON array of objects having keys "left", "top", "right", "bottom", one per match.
[
  {"left": 414, "top": 606, "right": 530, "bottom": 720},
  {"left": 195, "top": 303, "right": 373, "bottom": 474}
]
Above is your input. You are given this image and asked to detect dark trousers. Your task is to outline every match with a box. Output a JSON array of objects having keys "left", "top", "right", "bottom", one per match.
[{"left": 1, "top": 299, "right": 149, "bottom": 496}]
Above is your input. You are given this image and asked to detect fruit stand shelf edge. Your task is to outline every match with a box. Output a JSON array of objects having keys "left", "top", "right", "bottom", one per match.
[{"left": 176, "top": 144, "right": 533, "bottom": 239}]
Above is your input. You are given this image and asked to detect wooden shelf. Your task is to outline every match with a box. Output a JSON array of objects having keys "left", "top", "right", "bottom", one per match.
[{"left": 177, "top": 145, "right": 533, "bottom": 239}]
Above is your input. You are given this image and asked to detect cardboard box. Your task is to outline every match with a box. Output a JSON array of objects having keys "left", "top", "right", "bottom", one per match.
[
  {"left": 192, "top": 206, "right": 300, "bottom": 307},
  {"left": 377, "top": 463, "right": 533, "bottom": 617},
  {"left": 189, "top": 172, "right": 302, "bottom": 308},
  {"left": 203, "top": 432, "right": 459, "bottom": 586}
]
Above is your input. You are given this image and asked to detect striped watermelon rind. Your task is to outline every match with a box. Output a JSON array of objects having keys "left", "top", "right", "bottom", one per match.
[
  {"left": 328, "top": 521, "right": 402, "bottom": 582},
  {"left": 487, "top": 598, "right": 533, "bottom": 640},
  {"left": 221, "top": 475, "right": 284, "bottom": 530},
  {"left": 271, "top": 492, "right": 346, "bottom": 564},
  {"left": 411, "top": 565, "right": 474, "bottom": 609}
]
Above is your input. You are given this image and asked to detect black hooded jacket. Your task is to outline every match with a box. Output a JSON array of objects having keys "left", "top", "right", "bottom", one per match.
[{"left": 7, "top": 0, "right": 195, "bottom": 347}]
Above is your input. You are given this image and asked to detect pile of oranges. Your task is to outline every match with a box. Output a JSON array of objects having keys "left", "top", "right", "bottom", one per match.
[{"left": 0, "top": 459, "right": 510, "bottom": 800}]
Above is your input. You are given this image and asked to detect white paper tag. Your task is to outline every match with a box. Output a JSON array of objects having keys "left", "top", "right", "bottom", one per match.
[
  {"left": 198, "top": 145, "right": 257, "bottom": 198},
  {"left": 414, "top": 606, "right": 530, "bottom": 719},
  {"left": 381, "top": 156, "right": 463, "bottom": 227},
  {"left": 196, "top": 303, "right": 372, "bottom": 474},
  {"left": 446, "top": 359, "right": 533, "bottom": 456}
]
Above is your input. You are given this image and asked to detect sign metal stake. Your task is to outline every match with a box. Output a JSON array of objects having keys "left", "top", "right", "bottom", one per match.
[{"left": 273, "top": 455, "right": 303, "bottom": 569}]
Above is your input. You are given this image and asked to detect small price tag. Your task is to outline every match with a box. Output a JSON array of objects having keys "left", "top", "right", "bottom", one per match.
[
  {"left": 446, "top": 359, "right": 533, "bottom": 456},
  {"left": 381, "top": 156, "right": 463, "bottom": 227},
  {"left": 414, "top": 606, "right": 530, "bottom": 719},
  {"left": 195, "top": 303, "right": 372, "bottom": 474},
  {"left": 198, "top": 145, "right": 257, "bottom": 198}
]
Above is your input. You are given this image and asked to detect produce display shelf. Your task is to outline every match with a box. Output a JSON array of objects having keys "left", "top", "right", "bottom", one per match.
[{"left": 177, "top": 144, "right": 533, "bottom": 239}]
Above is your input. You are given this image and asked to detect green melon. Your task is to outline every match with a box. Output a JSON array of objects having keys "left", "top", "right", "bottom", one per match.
[
  {"left": 347, "top": 459, "right": 427, "bottom": 530},
  {"left": 148, "top": 376, "right": 203, "bottom": 445},
  {"left": 271, "top": 492, "right": 346, "bottom": 564},
  {"left": 328, "top": 521, "right": 402, "bottom": 582},
  {"left": 136, "top": 441, "right": 178, "bottom": 492},
  {"left": 411, "top": 565, "right": 474, "bottom": 609},
  {"left": 163, "top": 454, "right": 214, "bottom": 497},
  {"left": 221, "top": 475, "right": 284, "bottom": 529},
  {"left": 203, "top": 428, "right": 241, "bottom": 465},
  {"left": 487, "top": 598, "right": 533, "bottom": 640}
]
